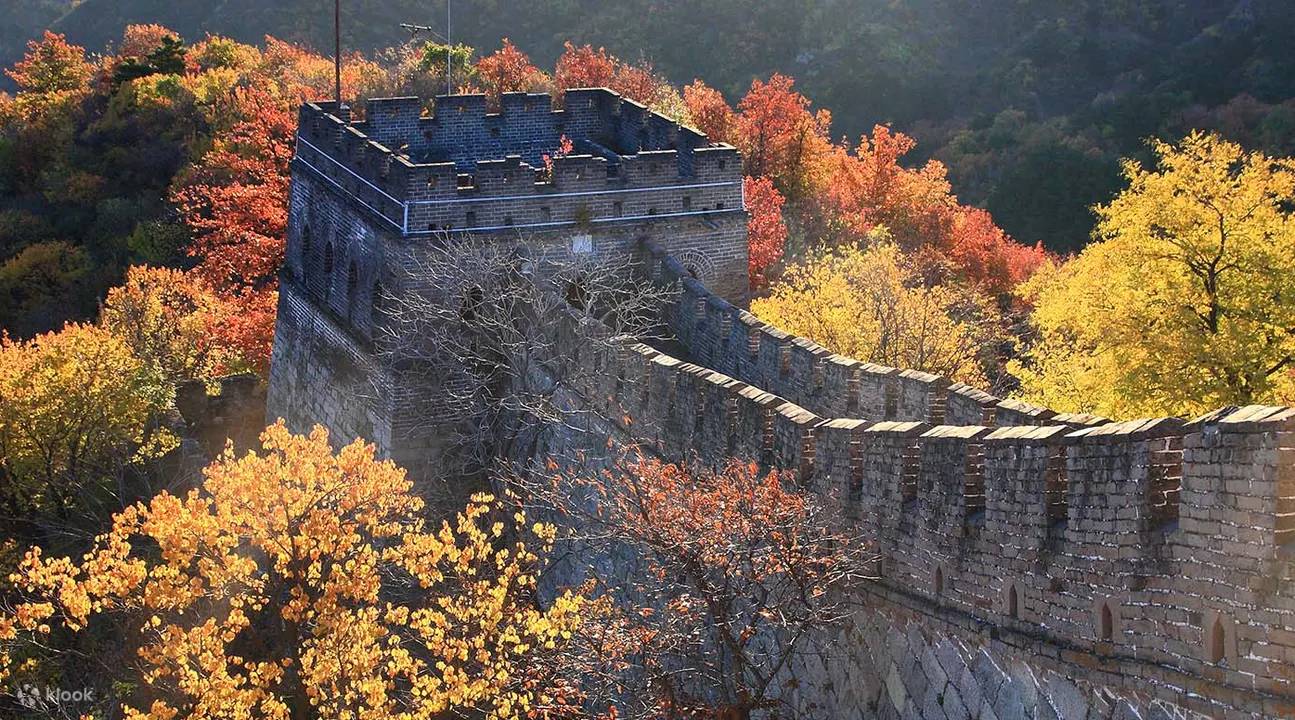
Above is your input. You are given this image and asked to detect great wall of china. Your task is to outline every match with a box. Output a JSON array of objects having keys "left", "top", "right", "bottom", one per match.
[
  {"left": 533, "top": 246, "right": 1295, "bottom": 720},
  {"left": 267, "top": 89, "right": 1295, "bottom": 719}
]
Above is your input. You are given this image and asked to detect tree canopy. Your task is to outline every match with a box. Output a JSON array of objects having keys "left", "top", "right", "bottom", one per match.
[
  {"left": 1, "top": 423, "right": 593, "bottom": 719},
  {"left": 753, "top": 242, "right": 1005, "bottom": 387},
  {"left": 1012, "top": 132, "right": 1295, "bottom": 417}
]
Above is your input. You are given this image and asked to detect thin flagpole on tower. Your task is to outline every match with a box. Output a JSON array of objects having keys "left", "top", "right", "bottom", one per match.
[
  {"left": 446, "top": 0, "right": 452, "bottom": 94},
  {"left": 334, "top": 0, "right": 343, "bottom": 111}
]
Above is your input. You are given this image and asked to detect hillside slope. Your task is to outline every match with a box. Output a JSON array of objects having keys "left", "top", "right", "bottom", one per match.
[
  {"left": 32, "top": 0, "right": 1290, "bottom": 132},
  {"left": 3, "top": 0, "right": 1292, "bottom": 250},
  {"left": 1, "top": 0, "right": 77, "bottom": 68}
]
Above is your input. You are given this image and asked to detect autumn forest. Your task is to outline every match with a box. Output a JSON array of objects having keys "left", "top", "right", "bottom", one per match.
[{"left": 1, "top": 4, "right": 1294, "bottom": 718}]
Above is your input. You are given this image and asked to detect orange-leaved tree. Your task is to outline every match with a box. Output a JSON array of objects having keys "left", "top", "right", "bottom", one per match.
[
  {"left": 1, "top": 32, "right": 95, "bottom": 187},
  {"left": 169, "top": 87, "right": 295, "bottom": 372},
  {"left": 551, "top": 41, "right": 683, "bottom": 120},
  {"left": 101, "top": 265, "right": 255, "bottom": 386},
  {"left": 0, "top": 422, "right": 595, "bottom": 719},
  {"left": 607, "top": 60, "right": 669, "bottom": 109},
  {"left": 475, "top": 38, "right": 548, "bottom": 107},
  {"left": 171, "top": 86, "right": 294, "bottom": 295},
  {"left": 3, "top": 31, "right": 93, "bottom": 123},
  {"left": 117, "top": 24, "right": 178, "bottom": 59},
  {"left": 529, "top": 457, "right": 873, "bottom": 719},
  {"left": 682, "top": 79, "right": 737, "bottom": 144},
  {"left": 945, "top": 207, "right": 1048, "bottom": 298},
  {"left": 734, "top": 73, "right": 833, "bottom": 201},
  {"left": 807, "top": 125, "right": 953, "bottom": 250},
  {"left": 803, "top": 125, "right": 1046, "bottom": 295},
  {"left": 554, "top": 42, "right": 616, "bottom": 92},
  {"left": 256, "top": 36, "right": 386, "bottom": 105}
]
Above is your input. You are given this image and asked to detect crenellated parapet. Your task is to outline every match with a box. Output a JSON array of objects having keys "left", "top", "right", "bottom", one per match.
[
  {"left": 276, "top": 82, "right": 1295, "bottom": 710},
  {"left": 553, "top": 310, "right": 1295, "bottom": 711},
  {"left": 642, "top": 241, "right": 1106, "bottom": 429},
  {"left": 520, "top": 243, "right": 1295, "bottom": 715},
  {"left": 292, "top": 89, "right": 743, "bottom": 238}
]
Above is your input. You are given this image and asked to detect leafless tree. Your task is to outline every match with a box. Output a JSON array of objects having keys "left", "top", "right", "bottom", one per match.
[
  {"left": 508, "top": 455, "right": 878, "bottom": 720},
  {"left": 375, "top": 234, "right": 676, "bottom": 480}
]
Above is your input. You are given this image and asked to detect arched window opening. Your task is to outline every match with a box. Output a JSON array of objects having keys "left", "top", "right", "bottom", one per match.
[
  {"left": 345, "top": 261, "right": 359, "bottom": 319},
  {"left": 1008, "top": 586, "right": 1020, "bottom": 620},
  {"left": 322, "top": 242, "right": 335, "bottom": 299},
  {"left": 1208, "top": 617, "right": 1227, "bottom": 664},
  {"left": 460, "top": 286, "right": 485, "bottom": 323},
  {"left": 1100, "top": 603, "right": 1114, "bottom": 642},
  {"left": 564, "top": 278, "right": 589, "bottom": 311},
  {"left": 934, "top": 567, "right": 944, "bottom": 597}
]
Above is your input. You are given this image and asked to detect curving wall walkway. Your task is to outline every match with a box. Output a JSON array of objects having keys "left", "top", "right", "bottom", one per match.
[{"left": 532, "top": 242, "right": 1295, "bottom": 719}]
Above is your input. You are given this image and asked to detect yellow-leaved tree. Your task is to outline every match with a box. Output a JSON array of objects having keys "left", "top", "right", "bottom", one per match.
[
  {"left": 101, "top": 265, "right": 252, "bottom": 386},
  {"left": 1011, "top": 132, "right": 1295, "bottom": 417},
  {"left": 0, "top": 323, "right": 170, "bottom": 537},
  {"left": 0, "top": 422, "right": 592, "bottom": 720},
  {"left": 752, "top": 241, "right": 1004, "bottom": 387}
]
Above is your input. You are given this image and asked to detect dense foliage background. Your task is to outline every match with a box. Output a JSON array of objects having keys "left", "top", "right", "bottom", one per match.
[
  {"left": 1, "top": 8, "right": 1295, "bottom": 716},
  {"left": 5, "top": 0, "right": 1294, "bottom": 252}
]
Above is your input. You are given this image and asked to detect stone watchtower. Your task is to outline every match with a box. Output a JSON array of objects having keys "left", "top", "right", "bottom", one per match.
[{"left": 266, "top": 88, "right": 749, "bottom": 475}]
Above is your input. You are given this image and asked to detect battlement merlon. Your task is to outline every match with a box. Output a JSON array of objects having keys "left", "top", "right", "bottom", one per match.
[{"left": 292, "top": 88, "right": 745, "bottom": 237}]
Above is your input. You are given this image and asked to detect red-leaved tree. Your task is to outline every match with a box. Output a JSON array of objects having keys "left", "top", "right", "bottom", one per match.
[
  {"left": 170, "top": 87, "right": 295, "bottom": 372},
  {"left": 609, "top": 61, "right": 667, "bottom": 107},
  {"left": 171, "top": 87, "right": 294, "bottom": 293},
  {"left": 744, "top": 176, "right": 788, "bottom": 288},
  {"left": 734, "top": 74, "right": 833, "bottom": 200},
  {"left": 554, "top": 42, "right": 616, "bottom": 91},
  {"left": 946, "top": 207, "right": 1048, "bottom": 297},
  {"left": 683, "top": 79, "right": 737, "bottom": 144},
  {"left": 801, "top": 125, "right": 1047, "bottom": 295},
  {"left": 475, "top": 38, "right": 545, "bottom": 107},
  {"left": 808, "top": 125, "right": 953, "bottom": 250}
]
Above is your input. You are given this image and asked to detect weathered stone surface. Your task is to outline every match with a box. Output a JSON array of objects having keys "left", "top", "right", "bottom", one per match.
[{"left": 272, "top": 90, "right": 1295, "bottom": 720}]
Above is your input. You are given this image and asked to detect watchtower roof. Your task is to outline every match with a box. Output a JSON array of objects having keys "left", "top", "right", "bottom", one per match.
[
  {"left": 293, "top": 88, "right": 745, "bottom": 237},
  {"left": 310, "top": 88, "right": 728, "bottom": 171}
]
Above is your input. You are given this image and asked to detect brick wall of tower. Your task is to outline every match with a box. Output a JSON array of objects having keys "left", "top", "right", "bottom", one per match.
[
  {"left": 272, "top": 88, "right": 751, "bottom": 490},
  {"left": 290, "top": 88, "right": 749, "bottom": 305}
]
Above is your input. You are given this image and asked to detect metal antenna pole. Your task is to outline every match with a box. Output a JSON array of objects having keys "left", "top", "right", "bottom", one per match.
[
  {"left": 334, "top": 0, "right": 342, "bottom": 110},
  {"left": 446, "top": 0, "right": 452, "bottom": 94},
  {"left": 397, "top": 18, "right": 452, "bottom": 93}
]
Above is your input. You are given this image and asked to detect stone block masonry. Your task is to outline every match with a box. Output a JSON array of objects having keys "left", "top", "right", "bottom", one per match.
[
  {"left": 268, "top": 83, "right": 1295, "bottom": 718},
  {"left": 528, "top": 250, "right": 1295, "bottom": 718},
  {"left": 291, "top": 89, "right": 748, "bottom": 302},
  {"left": 269, "top": 87, "right": 750, "bottom": 487}
]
